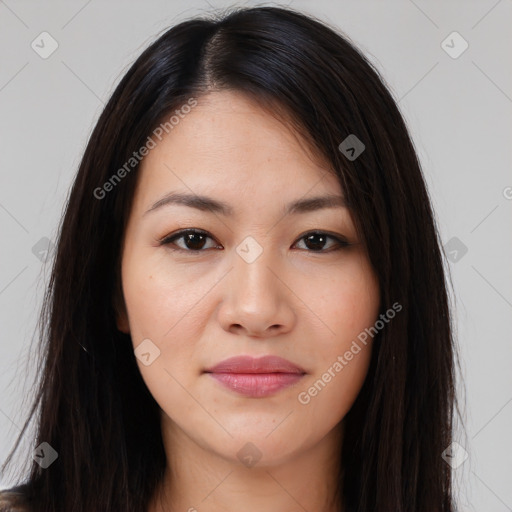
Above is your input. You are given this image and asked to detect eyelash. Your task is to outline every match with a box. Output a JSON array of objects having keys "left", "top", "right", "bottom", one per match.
[{"left": 158, "top": 229, "right": 351, "bottom": 254}]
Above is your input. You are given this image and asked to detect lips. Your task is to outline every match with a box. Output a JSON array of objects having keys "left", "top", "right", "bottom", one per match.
[
  {"left": 205, "top": 355, "right": 305, "bottom": 374},
  {"left": 204, "top": 355, "right": 306, "bottom": 398}
]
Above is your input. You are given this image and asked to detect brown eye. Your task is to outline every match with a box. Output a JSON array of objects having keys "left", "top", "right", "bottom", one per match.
[
  {"left": 293, "top": 231, "right": 350, "bottom": 252},
  {"left": 160, "top": 229, "right": 220, "bottom": 252},
  {"left": 160, "top": 229, "right": 349, "bottom": 254}
]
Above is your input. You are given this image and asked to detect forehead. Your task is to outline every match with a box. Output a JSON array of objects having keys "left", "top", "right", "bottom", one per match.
[{"left": 132, "top": 90, "right": 342, "bottom": 215}]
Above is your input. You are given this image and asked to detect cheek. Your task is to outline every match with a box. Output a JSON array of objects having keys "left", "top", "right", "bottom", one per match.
[
  {"left": 122, "top": 265, "right": 205, "bottom": 416},
  {"left": 330, "top": 278, "right": 380, "bottom": 342},
  {"left": 302, "top": 253, "right": 380, "bottom": 348},
  {"left": 121, "top": 251, "right": 217, "bottom": 390},
  {"left": 121, "top": 247, "right": 208, "bottom": 339},
  {"left": 295, "top": 347, "right": 372, "bottom": 442},
  {"left": 295, "top": 255, "right": 379, "bottom": 417}
]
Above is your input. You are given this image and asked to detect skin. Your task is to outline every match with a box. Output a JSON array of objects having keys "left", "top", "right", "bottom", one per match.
[{"left": 116, "top": 90, "right": 380, "bottom": 512}]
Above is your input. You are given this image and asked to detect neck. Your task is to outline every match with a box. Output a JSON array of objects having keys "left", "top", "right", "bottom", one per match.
[{"left": 149, "top": 416, "right": 345, "bottom": 512}]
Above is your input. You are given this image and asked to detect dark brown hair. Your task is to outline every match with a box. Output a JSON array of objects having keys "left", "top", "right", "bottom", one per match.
[{"left": 2, "top": 6, "right": 458, "bottom": 511}]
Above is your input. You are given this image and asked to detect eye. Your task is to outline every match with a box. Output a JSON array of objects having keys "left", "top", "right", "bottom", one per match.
[
  {"left": 159, "top": 229, "right": 220, "bottom": 252},
  {"left": 292, "top": 230, "right": 351, "bottom": 252},
  {"left": 158, "top": 229, "right": 351, "bottom": 253}
]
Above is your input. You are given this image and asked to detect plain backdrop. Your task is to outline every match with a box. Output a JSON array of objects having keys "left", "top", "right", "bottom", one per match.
[{"left": 1, "top": 1, "right": 511, "bottom": 510}]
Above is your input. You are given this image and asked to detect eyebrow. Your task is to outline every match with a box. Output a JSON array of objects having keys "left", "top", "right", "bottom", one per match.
[{"left": 144, "top": 191, "right": 347, "bottom": 217}]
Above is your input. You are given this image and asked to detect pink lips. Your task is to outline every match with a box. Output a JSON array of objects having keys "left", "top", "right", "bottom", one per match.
[{"left": 204, "top": 355, "right": 306, "bottom": 398}]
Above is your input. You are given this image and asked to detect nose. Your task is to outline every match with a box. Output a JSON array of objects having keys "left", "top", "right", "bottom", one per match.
[{"left": 217, "top": 246, "right": 295, "bottom": 338}]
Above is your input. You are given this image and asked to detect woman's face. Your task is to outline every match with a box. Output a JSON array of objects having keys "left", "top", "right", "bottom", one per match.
[{"left": 117, "top": 90, "right": 380, "bottom": 468}]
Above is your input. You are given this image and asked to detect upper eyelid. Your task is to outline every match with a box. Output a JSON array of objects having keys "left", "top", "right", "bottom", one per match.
[{"left": 159, "top": 229, "right": 350, "bottom": 248}]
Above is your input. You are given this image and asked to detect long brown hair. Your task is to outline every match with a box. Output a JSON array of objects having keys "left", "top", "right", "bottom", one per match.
[{"left": 2, "top": 6, "right": 458, "bottom": 511}]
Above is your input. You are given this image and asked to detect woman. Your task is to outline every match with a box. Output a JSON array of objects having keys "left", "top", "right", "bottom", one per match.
[{"left": 0, "top": 5, "right": 458, "bottom": 511}]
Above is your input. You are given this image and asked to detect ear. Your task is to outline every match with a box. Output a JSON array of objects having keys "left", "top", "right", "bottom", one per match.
[
  {"left": 113, "top": 277, "right": 130, "bottom": 334},
  {"left": 116, "top": 304, "right": 130, "bottom": 334}
]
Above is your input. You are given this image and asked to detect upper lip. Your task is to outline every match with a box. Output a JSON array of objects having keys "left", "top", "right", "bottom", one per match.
[{"left": 205, "top": 355, "right": 306, "bottom": 374}]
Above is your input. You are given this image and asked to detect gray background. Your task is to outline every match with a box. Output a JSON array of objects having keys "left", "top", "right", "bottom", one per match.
[{"left": 1, "top": 1, "right": 511, "bottom": 510}]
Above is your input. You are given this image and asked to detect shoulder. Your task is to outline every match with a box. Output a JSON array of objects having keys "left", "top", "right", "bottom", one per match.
[{"left": 0, "top": 484, "right": 32, "bottom": 512}]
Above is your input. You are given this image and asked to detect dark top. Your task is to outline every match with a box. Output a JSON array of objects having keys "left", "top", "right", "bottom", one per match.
[{"left": 0, "top": 484, "right": 31, "bottom": 512}]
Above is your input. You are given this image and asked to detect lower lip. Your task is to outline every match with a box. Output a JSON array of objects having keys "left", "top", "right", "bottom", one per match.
[{"left": 207, "top": 372, "right": 304, "bottom": 398}]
